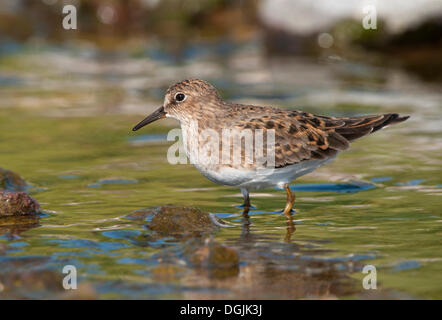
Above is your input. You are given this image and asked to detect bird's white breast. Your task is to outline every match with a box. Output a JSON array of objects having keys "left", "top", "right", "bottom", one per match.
[{"left": 179, "top": 120, "right": 336, "bottom": 190}]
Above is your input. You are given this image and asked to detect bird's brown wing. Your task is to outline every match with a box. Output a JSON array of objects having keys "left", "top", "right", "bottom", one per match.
[{"left": 232, "top": 106, "right": 409, "bottom": 168}]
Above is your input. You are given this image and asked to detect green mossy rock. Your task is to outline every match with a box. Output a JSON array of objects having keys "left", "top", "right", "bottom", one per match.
[
  {"left": 0, "top": 191, "right": 40, "bottom": 217},
  {"left": 0, "top": 168, "right": 29, "bottom": 192},
  {"left": 142, "top": 205, "right": 221, "bottom": 237}
]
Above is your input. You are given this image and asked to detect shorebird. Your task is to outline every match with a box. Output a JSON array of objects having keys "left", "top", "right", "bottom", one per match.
[{"left": 132, "top": 79, "right": 409, "bottom": 217}]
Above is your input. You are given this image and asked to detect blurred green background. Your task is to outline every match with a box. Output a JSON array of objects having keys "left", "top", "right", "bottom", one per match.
[{"left": 1, "top": 0, "right": 441, "bottom": 79}]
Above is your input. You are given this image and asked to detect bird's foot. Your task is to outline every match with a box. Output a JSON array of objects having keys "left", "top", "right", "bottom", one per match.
[{"left": 274, "top": 208, "right": 296, "bottom": 215}]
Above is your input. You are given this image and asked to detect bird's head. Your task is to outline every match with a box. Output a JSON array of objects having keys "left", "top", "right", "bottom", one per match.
[{"left": 132, "top": 79, "right": 222, "bottom": 131}]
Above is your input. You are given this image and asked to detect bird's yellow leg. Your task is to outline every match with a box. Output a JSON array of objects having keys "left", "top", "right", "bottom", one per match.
[{"left": 282, "top": 184, "right": 295, "bottom": 218}]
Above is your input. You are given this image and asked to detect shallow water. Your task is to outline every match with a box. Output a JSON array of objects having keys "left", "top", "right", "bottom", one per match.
[{"left": 0, "top": 41, "right": 441, "bottom": 299}]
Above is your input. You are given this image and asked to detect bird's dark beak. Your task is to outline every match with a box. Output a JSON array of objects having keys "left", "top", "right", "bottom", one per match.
[{"left": 132, "top": 106, "right": 166, "bottom": 131}]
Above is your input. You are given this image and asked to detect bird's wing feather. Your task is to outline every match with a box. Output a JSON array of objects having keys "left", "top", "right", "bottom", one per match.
[{"left": 230, "top": 105, "right": 408, "bottom": 168}]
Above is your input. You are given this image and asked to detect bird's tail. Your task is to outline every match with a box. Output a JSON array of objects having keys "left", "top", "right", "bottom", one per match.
[{"left": 334, "top": 113, "right": 410, "bottom": 141}]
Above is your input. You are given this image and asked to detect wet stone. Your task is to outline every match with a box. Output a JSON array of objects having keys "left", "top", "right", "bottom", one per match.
[
  {"left": 184, "top": 239, "right": 240, "bottom": 279},
  {"left": 0, "top": 168, "right": 39, "bottom": 221},
  {"left": 0, "top": 168, "right": 29, "bottom": 192},
  {"left": 0, "top": 191, "right": 40, "bottom": 217},
  {"left": 0, "top": 269, "right": 62, "bottom": 299},
  {"left": 0, "top": 268, "right": 97, "bottom": 299},
  {"left": 151, "top": 264, "right": 186, "bottom": 282},
  {"left": 139, "top": 205, "right": 221, "bottom": 237}
]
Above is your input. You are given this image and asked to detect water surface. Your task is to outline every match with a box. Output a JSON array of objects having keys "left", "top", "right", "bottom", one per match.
[{"left": 0, "top": 42, "right": 441, "bottom": 299}]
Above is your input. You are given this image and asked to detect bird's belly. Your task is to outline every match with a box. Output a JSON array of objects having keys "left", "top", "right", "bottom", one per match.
[
  {"left": 193, "top": 157, "right": 335, "bottom": 190},
  {"left": 195, "top": 164, "right": 252, "bottom": 186},
  {"left": 181, "top": 121, "right": 336, "bottom": 189}
]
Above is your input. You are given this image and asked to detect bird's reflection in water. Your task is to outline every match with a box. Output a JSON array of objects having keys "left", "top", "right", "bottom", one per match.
[
  {"left": 285, "top": 217, "right": 296, "bottom": 242},
  {"left": 0, "top": 216, "right": 40, "bottom": 240},
  {"left": 240, "top": 206, "right": 296, "bottom": 242}
]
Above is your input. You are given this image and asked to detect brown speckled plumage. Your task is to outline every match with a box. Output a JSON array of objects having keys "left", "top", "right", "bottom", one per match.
[
  {"left": 133, "top": 79, "right": 409, "bottom": 217},
  {"left": 232, "top": 106, "right": 408, "bottom": 168},
  {"left": 161, "top": 79, "right": 409, "bottom": 169}
]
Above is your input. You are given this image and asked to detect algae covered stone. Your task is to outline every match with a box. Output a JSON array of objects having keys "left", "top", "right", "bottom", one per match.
[
  {"left": 0, "top": 191, "right": 40, "bottom": 216},
  {"left": 0, "top": 168, "right": 40, "bottom": 218},
  {"left": 0, "top": 168, "right": 29, "bottom": 192},
  {"left": 184, "top": 239, "right": 240, "bottom": 279},
  {"left": 145, "top": 205, "right": 220, "bottom": 237}
]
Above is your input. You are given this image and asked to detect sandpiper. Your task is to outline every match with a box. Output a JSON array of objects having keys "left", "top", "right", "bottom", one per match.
[{"left": 133, "top": 79, "right": 409, "bottom": 217}]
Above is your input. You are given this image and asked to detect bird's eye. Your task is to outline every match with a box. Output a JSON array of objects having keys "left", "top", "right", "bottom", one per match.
[{"left": 175, "top": 93, "right": 186, "bottom": 102}]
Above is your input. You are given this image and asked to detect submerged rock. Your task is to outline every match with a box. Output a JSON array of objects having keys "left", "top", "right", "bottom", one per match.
[
  {"left": 184, "top": 239, "right": 240, "bottom": 279},
  {"left": 151, "top": 264, "right": 186, "bottom": 282},
  {"left": 0, "top": 269, "right": 62, "bottom": 299},
  {"left": 132, "top": 205, "right": 221, "bottom": 237},
  {"left": 0, "top": 191, "right": 40, "bottom": 217},
  {"left": 0, "top": 267, "right": 97, "bottom": 299},
  {"left": 0, "top": 168, "right": 40, "bottom": 224},
  {"left": 127, "top": 206, "right": 239, "bottom": 278},
  {"left": 0, "top": 168, "right": 29, "bottom": 192}
]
